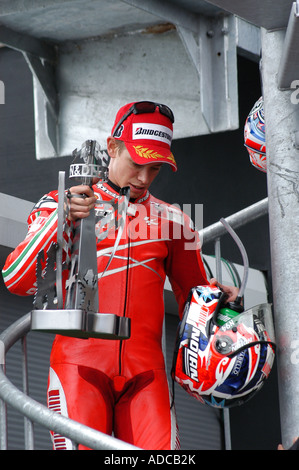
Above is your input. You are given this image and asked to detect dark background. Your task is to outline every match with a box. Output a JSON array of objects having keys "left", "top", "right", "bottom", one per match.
[{"left": 0, "top": 46, "right": 280, "bottom": 449}]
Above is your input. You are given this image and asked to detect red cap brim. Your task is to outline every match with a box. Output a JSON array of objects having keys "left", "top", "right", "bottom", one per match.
[{"left": 125, "top": 142, "right": 177, "bottom": 172}]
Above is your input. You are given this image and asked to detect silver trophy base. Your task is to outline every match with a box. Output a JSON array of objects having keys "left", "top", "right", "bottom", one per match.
[{"left": 31, "top": 309, "right": 131, "bottom": 339}]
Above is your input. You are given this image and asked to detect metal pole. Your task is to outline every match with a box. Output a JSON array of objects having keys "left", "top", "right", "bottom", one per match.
[
  {"left": 200, "top": 197, "right": 268, "bottom": 244},
  {"left": 261, "top": 27, "right": 299, "bottom": 449},
  {"left": 0, "top": 314, "right": 139, "bottom": 451},
  {"left": 21, "top": 336, "right": 34, "bottom": 450},
  {"left": 215, "top": 238, "right": 231, "bottom": 451},
  {"left": 0, "top": 365, "right": 8, "bottom": 450}
]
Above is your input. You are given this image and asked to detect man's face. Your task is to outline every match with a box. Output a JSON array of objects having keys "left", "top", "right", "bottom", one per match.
[{"left": 108, "top": 140, "right": 162, "bottom": 199}]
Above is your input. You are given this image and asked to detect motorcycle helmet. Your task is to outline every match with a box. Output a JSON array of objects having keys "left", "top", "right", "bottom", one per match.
[
  {"left": 244, "top": 97, "right": 267, "bottom": 173},
  {"left": 172, "top": 285, "right": 276, "bottom": 408}
]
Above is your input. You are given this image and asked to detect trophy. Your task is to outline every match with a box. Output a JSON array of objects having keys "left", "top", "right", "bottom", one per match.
[{"left": 31, "top": 140, "right": 131, "bottom": 340}]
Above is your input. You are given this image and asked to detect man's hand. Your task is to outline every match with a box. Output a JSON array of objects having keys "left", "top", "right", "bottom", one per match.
[
  {"left": 210, "top": 278, "right": 239, "bottom": 303},
  {"left": 67, "top": 185, "right": 97, "bottom": 222},
  {"left": 278, "top": 437, "right": 299, "bottom": 450}
]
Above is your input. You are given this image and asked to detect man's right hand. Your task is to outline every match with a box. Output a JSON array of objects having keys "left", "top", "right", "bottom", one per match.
[{"left": 67, "top": 185, "right": 97, "bottom": 221}]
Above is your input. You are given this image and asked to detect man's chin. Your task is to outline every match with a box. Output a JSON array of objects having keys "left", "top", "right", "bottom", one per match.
[{"left": 129, "top": 184, "right": 146, "bottom": 198}]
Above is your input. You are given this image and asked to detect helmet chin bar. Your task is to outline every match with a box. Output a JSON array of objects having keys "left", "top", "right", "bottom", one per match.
[{"left": 31, "top": 140, "right": 131, "bottom": 340}]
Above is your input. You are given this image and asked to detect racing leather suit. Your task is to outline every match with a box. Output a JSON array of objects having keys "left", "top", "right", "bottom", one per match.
[{"left": 2, "top": 180, "right": 208, "bottom": 450}]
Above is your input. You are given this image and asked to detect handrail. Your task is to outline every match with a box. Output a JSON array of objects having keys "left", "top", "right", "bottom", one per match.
[
  {"left": 0, "top": 197, "right": 269, "bottom": 450},
  {"left": 199, "top": 197, "right": 268, "bottom": 244},
  {"left": 0, "top": 313, "right": 139, "bottom": 450}
]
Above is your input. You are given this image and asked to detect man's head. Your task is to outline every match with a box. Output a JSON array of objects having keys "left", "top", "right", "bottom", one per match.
[
  {"left": 110, "top": 101, "right": 177, "bottom": 171},
  {"left": 107, "top": 101, "right": 177, "bottom": 198}
]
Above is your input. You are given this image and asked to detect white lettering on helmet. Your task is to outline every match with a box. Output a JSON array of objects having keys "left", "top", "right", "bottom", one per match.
[{"left": 183, "top": 325, "right": 200, "bottom": 382}]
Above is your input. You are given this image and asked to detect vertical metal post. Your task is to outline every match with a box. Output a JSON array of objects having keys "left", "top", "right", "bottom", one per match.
[
  {"left": 21, "top": 336, "right": 34, "bottom": 450},
  {"left": 261, "top": 28, "right": 299, "bottom": 448},
  {"left": 0, "top": 364, "right": 8, "bottom": 450},
  {"left": 215, "top": 238, "right": 232, "bottom": 451}
]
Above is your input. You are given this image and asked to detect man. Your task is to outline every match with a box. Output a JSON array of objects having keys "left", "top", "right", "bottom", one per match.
[{"left": 2, "top": 101, "right": 238, "bottom": 450}]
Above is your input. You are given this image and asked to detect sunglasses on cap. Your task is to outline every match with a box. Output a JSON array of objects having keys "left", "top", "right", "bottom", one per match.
[{"left": 113, "top": 101, "right": 175, "bottom": 137}]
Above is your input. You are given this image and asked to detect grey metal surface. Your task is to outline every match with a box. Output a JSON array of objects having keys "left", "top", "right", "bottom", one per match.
[
  {"left": 56, "top": 171, "right": 66, "bottom": 309},
  {"left": 31, "top": 309, "right": 85, "bottom": 333},
  {"left": 261, "top": 28, "right": 299, "bottom": 449},
  {"left": 277, "top": 2, "right": 299, "bottom": 89},
  {"left": 54, "top": 27, "right": 221, "bottom": 158},
  {"left": 0, "top": 193, "right": 33, "bottom": 249},
  {"left": 205, "top": 0, "right": 294, "bottom": 30},
  {"left": 177, "top": 13, "right": 238, "bottom": 133},
  {"left": 0, "top": 1, "right": 295, "bottom": 154},
  {"left": 0, "top": 0, "right": 294, "bottom": 39},
  {"left": 31, "top": 309, "right": 131, "bottom": 340},
  {"left": 0, "top": 0, "right": 245, "bottom": 160},
  {"left": 66, "top": 142, "right": 103, "bottom": 315},
  {"left": 0, "top": 0, "right": 159, "bottom": 42}
]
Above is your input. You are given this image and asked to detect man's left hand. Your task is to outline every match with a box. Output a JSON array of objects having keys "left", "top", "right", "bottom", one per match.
[{"left": 210, "top": 278, "right": 239, "bottom": 303}]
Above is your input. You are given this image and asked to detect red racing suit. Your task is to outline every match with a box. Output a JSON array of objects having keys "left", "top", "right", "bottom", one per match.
[{"left": 2, "top": 181, "right": 208, "bottom": 450}]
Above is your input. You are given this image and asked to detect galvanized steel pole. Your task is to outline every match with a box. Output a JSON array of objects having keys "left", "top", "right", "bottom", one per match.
[
  {"left": 261, "top": 27, "right": 299, "bottom": 449},
  {"left": 0, "top": 314, "right": 139, "bottom": 451}
]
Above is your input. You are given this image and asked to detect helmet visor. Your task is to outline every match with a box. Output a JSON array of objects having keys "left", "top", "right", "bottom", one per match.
[{"left": 214, "top": 303, "right": 276, "bottom": 357}]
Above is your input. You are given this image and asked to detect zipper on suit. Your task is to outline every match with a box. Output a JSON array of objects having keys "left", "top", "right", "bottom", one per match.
[{"left": 118, "top": 229, "right": 131, "bottom": 376}]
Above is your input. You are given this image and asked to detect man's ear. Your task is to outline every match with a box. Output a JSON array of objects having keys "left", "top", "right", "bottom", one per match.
[{"left": 106, "top": 136, "right": 118, "bottom": 158}]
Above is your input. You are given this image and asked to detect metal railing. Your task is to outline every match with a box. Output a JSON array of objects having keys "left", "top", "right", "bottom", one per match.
[
  {"left": 0, "top": 197, "right": 269, "bottom": 450},
  {"left": 0, "top": 313, "right": 139, "bottom": 450}
]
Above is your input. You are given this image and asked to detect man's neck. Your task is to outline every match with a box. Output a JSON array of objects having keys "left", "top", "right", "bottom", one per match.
[
  {"left": 104, "top": 179, "right": 150, "bottom": 203},
  {"left": 106, "top": 179, "right": 139, "bottom": 202},
  {"left": 107, "top": 179, "right": 121, "bottom": 194}
]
